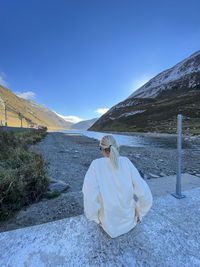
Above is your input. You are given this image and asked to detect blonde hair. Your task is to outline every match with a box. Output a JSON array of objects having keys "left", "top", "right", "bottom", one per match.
[{"left": 100, "top": 135, "right": 120, "bottom": 170}]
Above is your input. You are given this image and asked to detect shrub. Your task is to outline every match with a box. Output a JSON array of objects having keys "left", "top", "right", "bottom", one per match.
[{"left": 0, "top": 128, "right": 49, "bottom": 220}]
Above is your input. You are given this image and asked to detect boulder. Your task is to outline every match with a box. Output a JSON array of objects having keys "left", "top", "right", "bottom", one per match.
[
  {"left": 48, "top": 180, "right": 70, "bottom": 193},
  {"left": 148, "top": 173, "right": 160, "bottom": 179}
]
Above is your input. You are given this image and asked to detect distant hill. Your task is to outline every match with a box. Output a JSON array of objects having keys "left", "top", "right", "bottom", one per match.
[
  {"left": 89, "top": 50, "right": 200, "bottom": 134},
  {"left": 0, "top": 85, "right": 72, "bottom": 130},
  {"left": 71, "top": 118, "right": 98, "bottom": 130}
]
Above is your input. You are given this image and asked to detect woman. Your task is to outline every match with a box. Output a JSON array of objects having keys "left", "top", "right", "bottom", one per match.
[{"left": 82, "top": 135, "right": 153, "bottom": 238}]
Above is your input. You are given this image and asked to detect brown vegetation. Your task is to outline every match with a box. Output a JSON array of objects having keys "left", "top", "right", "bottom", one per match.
[{"left": 0, "top": 127, "right": 49, "bottom": 220}]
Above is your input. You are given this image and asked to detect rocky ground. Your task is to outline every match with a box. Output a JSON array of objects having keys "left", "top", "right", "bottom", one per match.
[{"left": 0, "top": 132, "right": 199, "bottom": 233}]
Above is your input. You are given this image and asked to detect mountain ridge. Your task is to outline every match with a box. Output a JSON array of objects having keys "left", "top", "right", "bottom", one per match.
[
  {"left": 128, "top": 50, "right": 200, "bottom": 99},
  {"left": 0, "top": 85, "right": 72, "bottom": 130},
  {"left": 89, "top": 50, "right": 200, "bottom": 134},
  {"left": 71, "top": 118, "right": 98, "bottom": 130}
]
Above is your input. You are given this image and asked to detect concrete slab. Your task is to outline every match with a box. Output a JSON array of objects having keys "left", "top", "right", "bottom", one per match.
[
  {"left": 0, "top": 186, "right": 200, "bottom": 267},
  {"left": 151, "top": 187, "right": 200, "bottom": 242},
  {"left": 146, "top": 173, "right": 200, "bottom": 197}
]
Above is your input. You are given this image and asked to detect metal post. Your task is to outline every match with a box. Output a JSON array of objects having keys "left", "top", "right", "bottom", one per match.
[
  {"left": 172, "top": 114, "right": 186, "bottom": 199},
  {"left": 4, "top": 104, "right": 8, "bottom": 128},
  {"left": 21, "top": 116, "right": 23, "bottom": 128},
  {"left": 19, "top": 113, "right": 23, "bottom": 128}
]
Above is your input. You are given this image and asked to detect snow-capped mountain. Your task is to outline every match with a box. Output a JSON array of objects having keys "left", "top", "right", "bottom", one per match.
[
  {"left": 71, "top": 118, "right": 98, "bottom": 130},
  {"left": 54, "top": 112, "right": 83, "bottom": 124},
  {"left": 53, "top": 111, "right": 98, "bottom": 130},
  {"left": 89, "top": 50, "right": 200, "bottom": 134},
  {"left": 128, "top": 50, "right": 200, "bottom": 99}
]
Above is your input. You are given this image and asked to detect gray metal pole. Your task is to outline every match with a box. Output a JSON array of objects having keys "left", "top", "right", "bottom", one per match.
[
  {"left": 21, "top": 114, "right": 23, "bottom": 128},
  {"left": 4, "top": 104, "right": 8, "bottom": 127},
  {"left": 172, "top": 114, "right": 186, "bottom": 199}
]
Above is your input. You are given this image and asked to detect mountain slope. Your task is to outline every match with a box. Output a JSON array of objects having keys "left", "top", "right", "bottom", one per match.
[
  {"left": 89, "top": 51, "right": 200, "bottom": 134},
  {"left": 0, "top": 85, "right": 72, "bottom": 130},
  {"left": 71, "top": 118, "right": 98, "bottom": 130},
  {"left": 128, "top": 51, "right": 200, "bottom": 99}
]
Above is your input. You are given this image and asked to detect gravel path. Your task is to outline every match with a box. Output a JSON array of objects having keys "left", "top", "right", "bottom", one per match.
[{"left": 0, "top": 132, "right": 199, "bottom": 233}]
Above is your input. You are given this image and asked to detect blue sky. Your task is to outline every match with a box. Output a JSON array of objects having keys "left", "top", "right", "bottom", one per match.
[{"left": 0, "top": 0, "right": 200, "bottom": 122}]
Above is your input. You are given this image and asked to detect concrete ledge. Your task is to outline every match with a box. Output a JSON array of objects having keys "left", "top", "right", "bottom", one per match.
[
  {"left": 1, "top": 185, "right": 200, "bottom": 267},
  {"left": 146, "top": 173, "right": 200, "bottom": 197}
]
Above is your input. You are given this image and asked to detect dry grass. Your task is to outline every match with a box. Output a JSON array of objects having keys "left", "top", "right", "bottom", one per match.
[{"left": 0, "top": 127, "right": 49, "bottom": 220}]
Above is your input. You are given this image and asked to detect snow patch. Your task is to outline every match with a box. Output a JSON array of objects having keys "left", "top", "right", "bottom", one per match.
[
  {"left": 118, "top": 110, "right": 146, "bottom": 118},
  {"left": 109, "top": 110, "right": 146, "bottom": 120}
]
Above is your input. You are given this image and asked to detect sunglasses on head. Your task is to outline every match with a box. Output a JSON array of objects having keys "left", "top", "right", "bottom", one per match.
[{"left": 99, "top": 145, "right": 111, "bottom": 151}]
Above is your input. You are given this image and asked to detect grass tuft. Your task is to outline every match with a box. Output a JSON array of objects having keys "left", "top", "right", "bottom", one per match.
[{"left": 0, "top": 127, "right": 49, "bottom": 220}]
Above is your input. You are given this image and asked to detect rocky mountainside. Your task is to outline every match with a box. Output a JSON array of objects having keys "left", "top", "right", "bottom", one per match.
[
  {"left": 89, "top": 50, "right": 200, "bottom": 134},
  {"left": 0, "top": 85, "right": 72, "bottom": 130},
  {"left": 71, "top": 118, "right": 98, "bottom": 130}
]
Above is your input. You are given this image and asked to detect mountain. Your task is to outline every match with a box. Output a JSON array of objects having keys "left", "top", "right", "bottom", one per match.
[
  {"left": 0, "top": 85, "right": 72, "bottom": 130},
  {"left": 71, "top": 118, "right": 98, "bottom": 130},
  {"left": 53, "top": 113, "right": 82, "bottom": 124},
  {"left": 89, "top": 50, "right": 200, "bottom": 134}
]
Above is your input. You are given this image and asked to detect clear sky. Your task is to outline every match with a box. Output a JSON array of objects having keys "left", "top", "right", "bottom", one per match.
[{"left": 0, "top": 0, "right": 200, "bottom": 122}]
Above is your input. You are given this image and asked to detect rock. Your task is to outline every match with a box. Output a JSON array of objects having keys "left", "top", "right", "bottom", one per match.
[
  {"left": 148, "top": 173, "right": 160, "bottom": 178},
  {"left": 83, "top": 163, "right": 90, "bottom": 167},
  {"left": 159, "top": 172, "right": 166, "bottom": 177},
  {"left": 134, "top": 154, "right": 141, "bottom": 159},
  {"left": 58, "top": 149, "right": 70, "bottom": 153},
  {"left": 48, "top": 181, "right": 70, "bottom": 193},
  {"left": 143, "top": 174, "right": 149, "bottom": 179},
  {"left": 49, "top": 178, "right": 58, "bottom": 183},
  {"left": 188, "top": 170, "right": 196, "bottom": 175}
]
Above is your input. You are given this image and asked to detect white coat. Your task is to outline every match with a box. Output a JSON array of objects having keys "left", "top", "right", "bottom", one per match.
[{"left": 82, "top": 156, "right": 153, "bottom": 238}]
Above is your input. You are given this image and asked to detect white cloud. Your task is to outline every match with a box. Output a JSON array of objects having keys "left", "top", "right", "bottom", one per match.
[
  {"left": 0, "top": 72, "right": 8, "bottom": 87},
  {"left": 95, "top": 108, "right": 109, "bottom": 116},
  {"left": 15, "top": 91, "right": 36, "bottom": 100},
  {"left": 54, "top": 112, "right": 83, "bottom": 123}
]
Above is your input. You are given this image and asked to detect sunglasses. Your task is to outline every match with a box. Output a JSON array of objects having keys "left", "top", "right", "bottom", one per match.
[{"left": 99, "top": 146, "right": 111, "bottom": 151}]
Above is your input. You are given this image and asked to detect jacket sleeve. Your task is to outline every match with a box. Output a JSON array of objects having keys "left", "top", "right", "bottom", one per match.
[
  {"left": 126, "top": 158, "right": 153, "bottom": 221},
  {"left": 82, "top": 160, "right": 101, "bottom": 224}
]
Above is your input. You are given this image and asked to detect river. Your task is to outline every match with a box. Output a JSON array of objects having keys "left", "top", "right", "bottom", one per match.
[{"left": 62, "top": 130, "right": 192, "bottom": 149}]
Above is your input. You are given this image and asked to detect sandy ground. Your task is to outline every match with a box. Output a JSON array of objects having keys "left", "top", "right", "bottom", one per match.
[{"left": 0, "top": 132, "right": 199, "bottom": 233}]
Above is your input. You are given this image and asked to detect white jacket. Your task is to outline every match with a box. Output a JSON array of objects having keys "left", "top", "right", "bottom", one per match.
[{"left": 82, "top": 156, "right": 153, "bottom": 238}]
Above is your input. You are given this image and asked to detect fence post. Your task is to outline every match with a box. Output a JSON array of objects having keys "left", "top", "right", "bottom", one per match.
[
  {"left": 171, "top": 114, "right": 186, "bottom": 199},
  {"left": 5, "top": 104, "right": 8, "bottom": 127}
]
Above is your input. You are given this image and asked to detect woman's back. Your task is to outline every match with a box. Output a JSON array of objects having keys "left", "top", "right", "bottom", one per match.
[
  {"left": 93, "top": 156, "right": 135, "bottom": 210},
  {"left": 82, "top": 155, "right": 153, "bottom": 238}
]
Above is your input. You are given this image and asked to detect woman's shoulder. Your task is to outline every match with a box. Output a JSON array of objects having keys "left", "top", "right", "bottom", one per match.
[
  {"left": 120, "top": 156, "right": 136, "bottom": 168},
  {"left": 93, "top": 156, "right": 129, "bottom": 161},
  {"left": 92, "top": 156, "right": 130, "bottom": 165},
  {"left": 91, "top": 157, "right": 105, "bottom": 165},
  {"left": 119, "top": 156, "right": 130, "bottom": 162}
]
